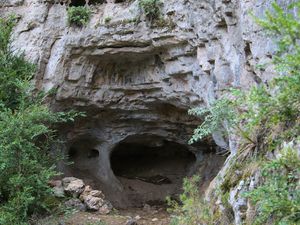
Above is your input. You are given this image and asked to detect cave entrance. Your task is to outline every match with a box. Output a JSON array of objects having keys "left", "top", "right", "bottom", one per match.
[{"left": 110, "top": 136, "right": 196, "bottom": 207}]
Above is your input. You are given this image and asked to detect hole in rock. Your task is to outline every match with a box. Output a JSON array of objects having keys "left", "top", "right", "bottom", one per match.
[
  {"left": 89, "top": 0, "right": 106, "bottom": 5},
  {"left": 88, "top": 149, "right": 99, "bottom": 158},
  {"left": 67, "top": 139, "right": 100, "bottom": 180},
  {"left": 70, "top": 0, "right": 86, "bottom": 7},
  {"left": 114, "top": 0, "right": 126, "bottom": 3},
  {"left": 110, "top": 137, "right": 196, "bottom": 207}
]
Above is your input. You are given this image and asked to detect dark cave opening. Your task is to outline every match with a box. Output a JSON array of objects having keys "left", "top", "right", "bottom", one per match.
[
  {"left": 69, "top": 0, "right": 106, "bottom": 7},
  {"left": 89, "top": 0, "right": 106, "bottom": 5},
  {"left": 64, "top": 135, "right": 225, "bottom": 208},
  {"left": 69, "top": 0, "right": 86, "bottom": 7},
  {"left": 67, "top": 139, "right": 100, "bottom": 179},
  {"left": 110, "top": 138, "right": 196, "bottom": 206}
]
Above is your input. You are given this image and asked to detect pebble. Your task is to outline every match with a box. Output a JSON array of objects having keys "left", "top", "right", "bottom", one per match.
[
  {"left": 126, "top": 218, "right": 138, "bottom": 225},
  {"left": 135, "top": 215, "right": 141, "bottom": 220}
]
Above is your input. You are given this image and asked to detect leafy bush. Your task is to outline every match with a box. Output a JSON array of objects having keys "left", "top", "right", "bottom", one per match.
[
  {"left": 188, "top": 97, "right": 237, "bottom": 144},
  {"left": 246, "top": 145, "right": 300, "bottom": 224},
  {"left": 138, "top": 0, "right": 162, "bottom": 21},
  {"left": 67, "top": 6, "right": 91, "bottom": 26},
  {"left": 167, "top": 176, "right": 216, "bottom": 225},
  {"left": 0, "top": 17, "right": 82, "bottom": 224}
]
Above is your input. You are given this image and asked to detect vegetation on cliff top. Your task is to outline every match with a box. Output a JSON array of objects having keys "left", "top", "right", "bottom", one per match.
[
  {"left": 67, "top": 6, "right": 91, "bottom": 27},
  {"left": 139, "top": 0, "right": 162, "bottom": 21}
]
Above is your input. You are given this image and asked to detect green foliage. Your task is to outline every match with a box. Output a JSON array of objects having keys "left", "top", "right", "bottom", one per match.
[
  {"left": 138, "top": 0, "right": 162, "bottom": 21},
  {"left": 245, "top": 146, "right": 300, "bottom": 224},
  {"left": 0, "top": 17, "right": 81, "bottom": 224},
  {"left": 104, "top": 16, "right": 112, "bottom": 24},
  {"left": 188, "top": 98, "right": 237, "bottom": 144},
  {"left": 67, "top": 6, "right": 91, "bottom": 27},
  {"left": 167, "top": 175, "right": 216, "bottom": 225},
  {"left": 256, "top": 2, "right": 300, "bottom": 74},
  {"left": 0, "top": 17, "right": 35, "bottom": 110}
]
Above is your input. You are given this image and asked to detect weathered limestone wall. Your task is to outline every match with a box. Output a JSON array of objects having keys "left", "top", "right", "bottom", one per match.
[{"left": 0, "top": 0, "right": 290, "bottom": 212}]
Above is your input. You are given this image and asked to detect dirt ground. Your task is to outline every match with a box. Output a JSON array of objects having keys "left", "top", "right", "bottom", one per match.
[
  {"left": 65, "top": 208, "right": 171, "bottom": 225},
  {"left": 37, "top": 206, "right": 171, "bottom": 225}
]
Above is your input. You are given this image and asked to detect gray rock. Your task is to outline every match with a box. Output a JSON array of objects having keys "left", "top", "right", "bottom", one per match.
[
  {"left": 125, "top": 218, "right": 138, "bottom": 225},
  {"left": 64, "top": 199, "right": 86, "bottom": 212},
  {"left": 62, "top": 177, "right": 85, "bottom": 197}
]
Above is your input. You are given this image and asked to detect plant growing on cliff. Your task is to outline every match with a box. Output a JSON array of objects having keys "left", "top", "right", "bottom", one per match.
[
  {"left": 245, "top": 145, "right": 300, "bottom": 224},
  {"left": 139, "top": 0, "right": 162, "bottom": 21},
  {"left": 167, "top": 175, "right": 217, "bottom": 225},
  {"left": 67, "top": 6, "right": 91, "bottom": 27},
  {"left": 188, "top": 97, "right": 237, "bottom": 144},
  {"left": 186, "top": 1, "right": 300, "bottom": 224},
  {"left": 0, "top": 17, "right": 82, "bottom": 224}
]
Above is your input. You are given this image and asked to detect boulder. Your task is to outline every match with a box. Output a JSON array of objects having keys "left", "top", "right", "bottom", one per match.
[
  {"left": 84, "top": 195, "right": 105, "bottom": 211},
  {"left": 62, "top": 177, "right": 85, "bottom": 197},
  {"left": 79, "top": 185, "right": 108, "bottom": 211}
]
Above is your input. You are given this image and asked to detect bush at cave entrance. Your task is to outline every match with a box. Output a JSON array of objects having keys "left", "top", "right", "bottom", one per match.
[{"left": 0, "top": 17, "right": 81, "bottom": 224}]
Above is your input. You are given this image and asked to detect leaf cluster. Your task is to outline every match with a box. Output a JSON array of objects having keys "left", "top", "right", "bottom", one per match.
[
  {"left": 188, "top": 98, "right": 237, "bottom": 144},
  {"left": 138, "top": 0, "right": 162, "bottom": 21},
  {"left": 67, "top": 6, "right": 91, "bottom": 27},
  {"left": 245, "top": 146, "right": 300, "bottom": 224},
  {"left": 167, "top": 175, "right": 217, "bottom": 225}
]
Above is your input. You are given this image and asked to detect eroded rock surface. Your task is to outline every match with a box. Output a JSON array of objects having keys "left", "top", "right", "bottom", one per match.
[{"left": 0, "top": 0, "right": 286, "bottom": 211}]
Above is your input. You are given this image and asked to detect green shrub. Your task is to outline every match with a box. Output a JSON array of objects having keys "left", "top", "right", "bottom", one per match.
[
  {"left": 167, "top": 175, "right": 216, "bottom": 225},
  {"left": 138, "top": 0, "right": 162, "bottom": 21},
  {"left": 188, "top": 97, "right": 237, "bottom": 144},
  {"left": 245, "top": 145, "right": 300, "bottom": 224},
  {"left": 67, "top": 6, "right": 91, "bottom": 26},
  {"left": 0, "top": 17, "right": 82, "bottom": 224},
  {"left": 104, "top": 16, "right": 112, "bottom": 24}
]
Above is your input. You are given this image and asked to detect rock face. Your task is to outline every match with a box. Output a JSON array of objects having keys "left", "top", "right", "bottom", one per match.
[{"left": 0, "top": 0, "right": 291, "bottom": 213}]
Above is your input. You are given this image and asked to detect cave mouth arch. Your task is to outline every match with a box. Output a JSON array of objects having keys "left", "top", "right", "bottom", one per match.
[
  {"left": 66, "top": 138, "right": 101, "bottom": 182},
  {"left": 110, "top": 135, "right": 196, "bottom": 207}
]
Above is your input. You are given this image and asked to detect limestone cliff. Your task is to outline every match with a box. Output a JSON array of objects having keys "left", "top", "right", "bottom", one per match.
[{"left": 0, "top": 0, "right": 290, "bottom": 223}]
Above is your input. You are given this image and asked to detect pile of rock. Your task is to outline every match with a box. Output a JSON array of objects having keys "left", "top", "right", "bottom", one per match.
[{"left": 49, "top": 177, "right": 112, "bottom": 214}]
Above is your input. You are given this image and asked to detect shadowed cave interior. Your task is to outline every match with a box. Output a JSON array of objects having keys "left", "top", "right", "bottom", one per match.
[
  {"left": 67, "top": 135, "right": 221, "bottom": 207},
  {"left": 110, "top": 138, "right": 197, "bottom": 207}
]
